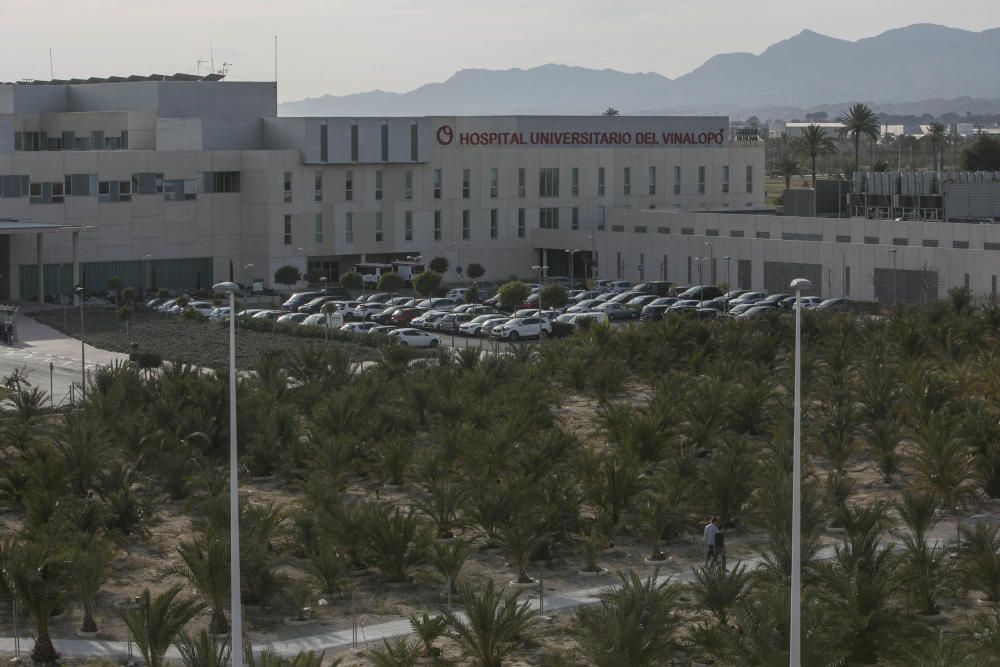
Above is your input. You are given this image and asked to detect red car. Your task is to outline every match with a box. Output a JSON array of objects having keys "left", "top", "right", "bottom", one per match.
[
  {"left": 518, "top": 294, "right": 540, "bottom": 310},
  {"left": 390, "top": 307, "right": 426, "bottom": 326}
]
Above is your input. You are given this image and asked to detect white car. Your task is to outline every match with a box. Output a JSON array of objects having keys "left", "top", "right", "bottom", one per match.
[
  {"left": 415, "top": 298, "right": 459, "bottom": 312},
  {"left": 411, "top": 310, "right": 449, "bottom": 329},
  {"left": 208, "top": 306, "right": 231, "bottom": 321},
  {"left": 276, "top": 312, "right": 308, "bottom": 324},
  {"left": 388, "top": 327, "right": 441, "bottom": 348},
  {"left": 351, "top": 302, "right": 388, "bottom": 321},
  {"left": 435, "top": 312, "right": 474, "bottom": 333},
  {"left": 459, "top": 314, "right": 502, "bottom": 336},
  {"left": 252, "top": 309, "right": 284, "bottom": 320},
  {"left": 490, "top": 316, "right": 552, "bottom": 341},
  {"left": 570, "top": 312, "right": 611, "bottom": 327},
  {"left": 340, "top": 322, "right": 377, "bottom": 334},
  {"left": 168, "top": 300, "right": 214, "bottom": 317},
  {"left": 301, "top": 312, "right": 345, "bottom": 328}
]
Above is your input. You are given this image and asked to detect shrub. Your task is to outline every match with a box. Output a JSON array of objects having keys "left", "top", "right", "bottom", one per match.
[
  {"left": 339, "top": 271, "right": 363, "bottom": 292},
  {"left": 540, "top": 283, "right": 568, "bottom": 309},
  {"left": 377, "top": 272, "right": 406, "bottom": 293},
  {"left": 429, "top": 257, "right": 449, "bottom": 274},
  {"left": 413, "top": 270, "right": 443, "bottom": 297},
  {"left": 466, "top": 263, "right": 485, "bottom": 280},
  {"left": 274, "top": 265, "right": 301, "bottom": 288},
  {"left": 498, "top": 281, "right": 530, "bottom": 313}
]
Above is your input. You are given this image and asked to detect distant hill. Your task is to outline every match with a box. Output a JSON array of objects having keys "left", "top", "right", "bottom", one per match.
[{"left": 279, "top": 24, "right": 1000, "bottom": 117}]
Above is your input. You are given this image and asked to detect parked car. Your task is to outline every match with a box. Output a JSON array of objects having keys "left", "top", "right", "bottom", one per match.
[
  {"left": 633, "top": 281, "right": 674, "bottom": 296},
  {"left": 416, "top": 298, "right": 459, "bottom": 311},
  {"left": 388, "top": 327, "right": 441, "bottom": 348},
  {"left": 566, "top": 299, "right": 602, "bottom": 313},
  {"left": 276, "top": 312, "right": 308, "bottom": 324},
  {"left": 729, "top": 291, "right": 767, "bottom": 307},
  {"left": 570, "top": 290, "right": 602, "bottom": 303},
  {"left": 678, "top": 285, "right": 724, "bottom": 301},
  {"left": 340, "top": 322, "right": 377, "bottom": 334},
  {"left": 146, "top": 297, "right": 166, "bottom": 309},
  {"left": 157, "top": 298, "right": 181, "bottom": 312},
  {"left": 460, "top": 314, "right": 502, "bottom": 336},
  {"left": 390, "top": 307, "right": 427, "bottom": 326},
  {"left": 696, "top": 308, "right": 721, "bottom": 320},
  {"left": 301, "top": 312, "right": 345, "bottom": 328},
  {"left": 369, "top": 306, "right": 401, "bottom": 324},
  {"left": 610, "top": 291, "right": 649, "bottom": 304},
  {"left": 491, "top": 316, "right": 553, "bottom": 341},
  {"left": 627, "top": 295, "right": 660, "bottom": 308},
  {"left": 668, "top": 299, "right": 701, "bottom": 313},
  {"left": 722, "top": 289, "right": 748, "bottom": 302},
  {"left": 351, "top": 302, "right": 389, "bottom": 321},
  {"left": 436, "top": 312, "right": 474, "bottom": 333},
  {"left": 760, "top": 293, "right": 792, "bottom": 307},
  {"left": 815, "top": 298, "right": 854, "bottom": 312},
  {"left": 569, "top": 312, "right": 611, "bottom": 327},
  {"left": 606, "top": 280, "right": 633, "bottom": 293},
  {"left": 208, "top": 306, "right": 231, "bottom": 321},
  {"left": 593, "top": 302, "right": 640, "bottom": 320},
  {"left": 779, "top": 295, "right": 824, "bottom": 310},
  {"left": 368, "top": 325, "right": 397, "bottom": 336},
  {"left": 362, "top": 292, "right": 392, "bottom": 303},
  {"left": 386, "top": 296, "right": 414, "bottom": 307},
  {"left": 726, "top": 304, "right": 756, "bottom": 317},
  {"left": 411, "top": 310, "right": 449, "bottom": 329},
  {"left": 640, "top": 304, "right": 671, "bottom": 321},
  {"left": 473, "top": 316, "right": 510, "bottom": 336},
  {"left": 738, "top": 304, "right": 778, "bottom": 320},
  {"left": 281, "top": 291, "right": 324, "bottom": 311},
  {"left": 252, "top": 310, "right": 284, "bottom": 320},
  {"left": 648, "top": 297, "right": 679, "bottom": 307},
  {"left": 168, "top": 300, "right": 214, "bottom": 317}
]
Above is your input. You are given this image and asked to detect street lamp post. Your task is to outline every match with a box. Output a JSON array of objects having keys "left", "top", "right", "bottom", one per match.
[
  {"left": 723, "top": 256, "right": 732, "bottom": 289},
  {"left": 75, "top": 286, "right": 86, "bottom": 399},
  {"left": 319, "top": 276, "right": 329, "bottom": 342},
  {"left": 705, "top": 241, "right": 714, "bottom": 285},
  {"left": 142, "top": 254, "right": 152, "bottom": 304},
  {"left": 565, "top": 249, "right": 579, "bottom": 289},
  {"left": 532, "top": 265, "right": 548, "bottom": 311},
  {"left": 587, "top": 235, "right": 597, "bottom": 283},
  {"left": 213, "top": 281, "right": 244, "bottom": 667},
  {"left": 889, "top": 248, "right": 898, "bottom": 306},
  {"left": 789, "top": 276, "right": 812, "bottom": 667}
]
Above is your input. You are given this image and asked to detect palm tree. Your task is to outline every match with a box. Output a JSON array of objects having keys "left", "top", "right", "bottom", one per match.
[
  {"left": 367, "top": 637, "right": 422, "bottom": 667},
  {"left": 895, "top": 491, "right": 951, "bottom": 616},
  {"left": 164, "top": 534, "right": 231, "bottom": 634},
  {"left": 837, "top": 103, "right": 881, "bottom": 172},
  {"left": 797, "top": 125, "right": 838, "bottom": 189},
  {"left": 365, "top": 504, "right": 429, "bottom": 583},
  {"left": 923, "top": 122, "right": 947, "bottom": 171},
  {"left": 690, "top": 561, "right": 751, "bottom": 627},
  {"left": 3, "top": 537, "right": 70, "bottom": 664},
  {"left": 71, "top": 536, "right": 115, "bottom": 633},
  {"left": 575, "top": 570, "right": 684, "bottom": 667},
  {"left": 120, "top": 587, "right": 205, "bottom": 667},
  {"left": 178, "top": 629, "right": 231, "bottom": 667},
  {"left": 602, "top": 107, "right": 620, "bottom": 117},
  {"left": 499, "top": 510, "right": 548, "bottom": 584},
  {"left": 778, "top": 153, "right": 800, "bottom": 190},
  {"left": 958, "top": 523, "right": 1000, "bottom": 605},
  {"left": 432, "top": 539, "right": 470, "bottom": 595},
  {"left": 441, "top": 580, "right": 536, "bottom": 667}
]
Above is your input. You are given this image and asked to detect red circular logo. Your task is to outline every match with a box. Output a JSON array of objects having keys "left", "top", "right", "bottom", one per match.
[{"left": 436, "top": 125, "right": 454, "bottom": 145}]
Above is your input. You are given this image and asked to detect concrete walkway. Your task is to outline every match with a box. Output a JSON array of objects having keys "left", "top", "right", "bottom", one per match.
[{"left": 0, "top": 308, "right": 127, "bottom": 404}]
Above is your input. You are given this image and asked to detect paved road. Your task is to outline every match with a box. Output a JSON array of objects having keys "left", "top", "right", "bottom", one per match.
[{"left": 0, "top": 309, "right": 127, "bottom": 405}]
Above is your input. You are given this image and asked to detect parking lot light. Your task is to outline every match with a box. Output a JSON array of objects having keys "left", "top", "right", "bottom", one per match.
[{"left": 789, "top": 276, "right": 812, "bottom": 667}]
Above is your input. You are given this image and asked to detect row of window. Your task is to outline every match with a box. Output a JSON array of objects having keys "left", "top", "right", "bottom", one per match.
[
  {"left": 294, "top": 165, "right": 754, "bottom": 203},
  {"left": 318, "top": 121, "right": 421, "bottom": 163},
  {"left": 0, "top": 171, "right": 239, "bottom": 202},
  {"left": 672, "top": 226, "right": 992, "bottom": 249},
  {"left": 14, "top": 130, "right": 130, "bottom": 152},
  {"left": 283, "top": 206, "right": 586, "bottom": 246}
]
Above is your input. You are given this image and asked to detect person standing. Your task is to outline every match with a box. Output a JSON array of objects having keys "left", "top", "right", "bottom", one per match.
[{"left": 704, "top": 516, "right": 721, "bottom": 568}]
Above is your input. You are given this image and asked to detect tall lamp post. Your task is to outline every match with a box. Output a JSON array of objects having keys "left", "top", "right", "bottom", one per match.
[
  {"left": 213, "top": 281, "right": 244, "bottom": 667},
  {"left": 318, "top": 276, "right": 329, "bottom": 342},
  {"left": 889, "top": 248, "right": 898, "bottom": 306},
  {"left": 587, "top": 235, "right": 597, "bottom": 283},
  {"left": 705, "top": 241, "right": 714, "bottom": 285},
  {"left": 141, "top": 254, "right": 152, "bottom": 304},
  {"left": 75, "top": 286, "right": 86, "bottom": 400},
  {"left": 565, "top": 249, "right": 579, "bottom": 289},
  {"left": 789, "top": 276, "right": 812, "bottom": 667},
  {"left": 532, "top": 265, "right": 548, "bottom": 312}
]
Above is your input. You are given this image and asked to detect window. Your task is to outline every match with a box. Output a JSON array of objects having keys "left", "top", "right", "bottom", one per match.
[
  {"left": 572, "top": 207, "right": 579, "bottom": 230},
  {"left": 345, "top": 212, "right": 354, "bottom": 243},
  {"left": 283, "top": 215, "right": 292, "bottom": 245},
  {"left": 730, "top": 230, "right": 744, "bottom": 237},
  {"left": 985, "top": 242, "right": 1000, "bottom": 251},
  {"left": 845, "top": 265, "right": 850, "bottom": 295},
  {"left": 892, "top": 238, "right": 909, "bottom": 246},
  {"left": 922, "top": 239, "right": 939, "bottom": 248},
  {"left": 634, "top": 226, "right": 647, "bottom": 233},
  {"left": 61, "top": 131, "right": 75, "bottom": 149},
  {"left": 687, "top": 256, "right": 692, "bottom": 283},
  {"left": 756, "top": 231, "right": 771, "bottom": 239},
  {"left": 315, "top": 172, "right": 323, "bottom": 202},
  {"left": 598, "top": 167, "right": 606, "bottom": 196},
  {"left": 314, "top": 213, "right": 324, "bottom": 244},
  {"left": 104, "top": 136, "right": 121, "bottom": 150},
  {"left": 375, "top": 212, "right": 384, "bottom": 242},
  {"left": 624, "top": 167, "right": 631, "bottom": 195},
  {"left": 434, "top": 210, "right": 442, "bottom": 241},
  {"left": 410, "top": 122, "right": 419, "bottom": 161},
  {"left": 658, "top": 226, "right": 671, "bottom": 234},
  {"left": 746, "top": 165, "right": 753, "bottom": 193},
  {"left": 698, "top": 166, "right": 705, "bottom": 194},
  {"left": 163, "top": 178, "right": 197, "bottom": 201},
  {"left": 648, "top": 166, "right": 656, "bottom": 195},
  {"left": 433, "top": 169, "right": 442, "bottom": 199},
  {"left": 404, "top": 170, "right": 413, "bottom": 200},
  {"left": 462, "top": 169, "right": 471, "bottom": 199},
  {"left": 518, "top": 209, "right": 526, "bottom": 238},
  {"left": 518, "top": 168, "right": 526, "bottom": 197},
  {"left": 133, "top": 172, "right": 164, "bottom": 195},
  {"left": 673, "top": 166, "right": 681, "bottom": 195},
  {"left": 540, "top": 168, "right": 560, "bottom": 197},
  {"left": 202, "top": 171, "right": 240, "bottom": 193},
  {"left": 91, "top": 131, "right": 104, "bottom": 150},
  {"left": 405, "top": 211, "right": 413, "bottom": 241},
  {"left": 572, "top": 168, "right": 579, "bottom": 196},
  {"left": 75, "top": 136, "right": 91, "bottom": 150},
  {"left": 350, "top": 122, "right": 359, "bottom": 162},
  {"left": 721, "top": 166, "right": 729, "bottom": 193},
  {"left": 29, "top": 181, "right": 65, "bottom": 204},
  {"left": 345, "top": 170, "right": 354, "bottom": 201},
  {"left": 462, "top": 210, "right": 470, "bottom": 240},
  {"left": 782, "top": 232, "right": 823, "bottom": 242},
  {"left": 98, "top": 180, "right": 132, "bottom": 203},
  {"left": 63, "top": 174, "right": 96, "bottom": 197},
  {"left": 320, "top": 123, "right": 328, "bottom": 162},
  {"left": 490, "top": 168, "right": 498, "bottom": 198},
  {"left": 953, "top": 240, "right": 969, "bottom": 249},
  {"left": 864, "top": 236, "right": 880, "bottom": 245},
  {"left": 380, "top": 122, "right": 389, "bottom": 162},
  {"left": 283, "top": 171, "right": 292, "bottom": 203},
  {"left": 490, "top": 209, "right": 498, "bottom": 239},
  {"left": 836, "top": 234, "right": 851, "bottom": 243},
  {"left": 706, "top": 228, "right": 719, "bottom": 237},
  {"left": 539, "top": 207, "right": 559, "bottom": 229},
  {"left": 375, "top": 170, "right": 383, "bottom": 200}
]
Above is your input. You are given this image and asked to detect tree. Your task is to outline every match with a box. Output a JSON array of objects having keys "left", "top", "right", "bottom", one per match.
[
  {"left": 429, "top": 256, "right": 449, "bottom": 274},
  {"left": 837, "top": 103, "right": 880, "bottom": 172},
  {"left": 923, "top": 122, "right": 947, "bottom": 171},
  {"left": 413, "top": 270, "right": 442, "bottom": 297},
  {"left": 373, "top": 272, "right": 402, "bottom": 294},
  {"left": 539, "top": 283, "right": 568, "bottom": 309},
  {"left": 274, "top": 265, "right": 301, "bottom": 288},
  {"left": 778, "top": 153, "right": 800, "bottom": 190},
  {"left": 4, "top": 536, "right": 71, "bottom": 664},
  {"left": 961, "top": 134, "right": 1000, "bottom": 171},
  {"left": 464, "top": 285, "right": 481, "bottom": 304},
  {"left": 575, "top": 571, "right": 684, "bottom": 667},
  {"left": 121, "top": 587, "right": 204, "bottom": 667},
  {"left": 466, "top": 263, "right": 486, "bottom": 280},
  {"left": 690, "top": 562, "right": 751, "bottom": 628},
  {"left": 165, "top": 534, "right": 231, "bottom": 634},
  {"left": 178, "top": 629, "right": 231, "bottom": 667},
  {"left": 339, "top": 271, "right": 363, "bottom": 292},
  {"left": 797, "top": 125, "right": 837, "bottom": 189},
  {"left": 602, "top": 107, "right": 621, "bottom": 117},
  {"left": 497, "top": 281, "right": 530, "bottom": 313},
  {"left": 72, "top": 536, "right": 115, "bottom": 633},
  {"left": 441, "top": 580, "right": 536, "bottom": 667}
]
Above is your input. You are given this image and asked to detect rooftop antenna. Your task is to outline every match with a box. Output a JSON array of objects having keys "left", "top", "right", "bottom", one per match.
[
  {"left": 220, "top": 62, "right": 232, "bottom": 76},
  {"left": 197, "top": 59, "right": 208, "bottom": 76},
  {"left": 48, "top": 48, "right": 53, "bottom": 80},
  {"left": 210, "top": 39, "right": 215, "bottom": 75},
  {"left": 273, "top": 35, "right": 278, "bottom": 85}
]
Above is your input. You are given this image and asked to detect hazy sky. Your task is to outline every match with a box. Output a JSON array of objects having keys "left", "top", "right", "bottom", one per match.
[{"left": 2, "top": 0, "right": 998, "bottom": 102}]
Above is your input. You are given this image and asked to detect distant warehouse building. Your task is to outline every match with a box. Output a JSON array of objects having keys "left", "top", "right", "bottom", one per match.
[{"left": 2, "top": 75, "right": 999, "bottom": 306}]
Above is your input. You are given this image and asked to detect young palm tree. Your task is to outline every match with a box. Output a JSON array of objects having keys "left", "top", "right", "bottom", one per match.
[
  {"left": 71, "top": 536, "right": 115, "bottom": 633},
  {"left": 909, "top": 412, "right": 974, "bottom": 511},
  {"left": 837, "top": 103, "right": 881, "bottom": 172},
  {"left": 442, "top": 580, "right": 536, "bottom": 667},
  {"left": 778, "top": 153, "right": 800, "bottom": 190},
  {"left": 895, "top": 490, "right": 952, "bottom": 616},
  {"left": 432, "top": 539, "right": 471, "bottom": 595},
  {"left": 499, "top": 509, "right": 549, "bottom": 584},
  {"left": 367, "top": 637, "right": 422, "bottom": 667},
  {"left": 3, "top": 537, "right": 71, "bottom": 664},
  {"left": 796, "top": 125, "right": 838, "bottom": 188},
  {"left": 574, "top": 571, "right": 684, "bottom": 667},
  {"left": 53, "top": 412, "right": 108, "bottom": 497},
  {"left": 413, "top": 477, "right": 467, "bottom": 539},
  {"left": 689, "top": 561, "right": 751, "bottom": 627},
  {"left": 365, "top": 504, "right": 430, "bottom": 583},
  {"left": 923, "top": 122, "right": 948, "bottom": 171},
  {"left": 164, "top": 534, "right": 231, "bottom": 634},
  {"left": 120, "top": 587, "right": 205, "bottom": 667},
  {"left": 178, "top": 629, "right": 231, "bottom": 667},
  {"left": 700, "top": 434, "right": 757, "bottom": 528},
  {"left": 409, "top": 611, "right": 447, "bottom": 657},
  {"left": 602, "top": 107, "right": 620, "bottom": 117},
  {"left": 958, "top": 523, "right": 1000, "bottom": 604}
]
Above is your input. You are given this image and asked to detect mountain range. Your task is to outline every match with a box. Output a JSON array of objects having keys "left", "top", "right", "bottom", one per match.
[{"left": 278, "top": 24, "right": 1000, "bottom": 118}]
